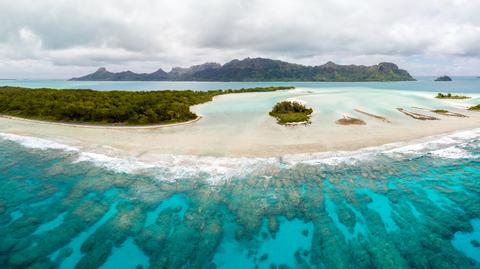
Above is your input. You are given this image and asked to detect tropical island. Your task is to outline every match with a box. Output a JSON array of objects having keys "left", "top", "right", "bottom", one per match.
[
  {"left": 469, "top": 104, "right": 480, "bottom": 111},
  {"left": 0, "top": 86, "right": 292, "bottom": 126},
  {"left": 435, "top": 75, "right": 452, "bottom": 81},
  {"left": 269, "top": 101, "right": 313, "bottom": 125},
  {"left": 435, "top": 93, "right": 470, "bottom": 99},
  {"left": 70, "top": 57, "right": 415, "bottom": 82}
]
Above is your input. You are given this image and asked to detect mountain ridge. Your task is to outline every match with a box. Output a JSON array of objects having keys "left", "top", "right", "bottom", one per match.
[{"left": 70, "top": 57, "right": 415, "bottom": 82}]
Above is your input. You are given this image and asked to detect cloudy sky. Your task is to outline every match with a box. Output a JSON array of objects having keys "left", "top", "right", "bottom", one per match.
[{"left": 1, "top": 0, "right": 479, "bottom": 78}]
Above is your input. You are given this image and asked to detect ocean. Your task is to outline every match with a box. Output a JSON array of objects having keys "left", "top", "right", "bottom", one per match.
[
  {"left": 0, "top": 78, "right": 479, "bottom": 268},
  {"left": 1, "top": 76, "right": 480, "bottom": 93}
]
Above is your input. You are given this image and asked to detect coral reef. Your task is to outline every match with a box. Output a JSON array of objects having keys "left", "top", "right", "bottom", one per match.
[{"left": 0, "top": 139, "right": 480, "bottom": 269}]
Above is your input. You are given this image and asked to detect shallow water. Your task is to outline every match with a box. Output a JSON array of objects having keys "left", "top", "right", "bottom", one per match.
[{"left": 0, "top": 127, "right": 479, "bottom": 269}]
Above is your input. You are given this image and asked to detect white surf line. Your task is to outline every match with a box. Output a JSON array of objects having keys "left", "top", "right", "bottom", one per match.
[
  {"left": 0, "top": 132, "right": 79, "bottom": 152},
  {"left": 1, "top": 127, "right": 479, "bottom": 184}
]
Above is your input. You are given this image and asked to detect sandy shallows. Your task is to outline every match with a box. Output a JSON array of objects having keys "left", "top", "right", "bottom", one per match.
[{"left": 0, "top": 89, "right": 479, "bottom": 158}]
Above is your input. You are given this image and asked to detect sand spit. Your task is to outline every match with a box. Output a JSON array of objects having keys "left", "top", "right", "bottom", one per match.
[
  {"left": 432, "top": 110, "right": 467, "bottom": 118},
  {"left": 397, "top": 108, "right": 439, "bottom": 120},
  {"left": 412, "top": 107, "right": 468, "bottom": 118},
  {"left": 354, "top": 109, "right": 391, "bottom": 123},
  {"left": 284, "top": 121, "right": 310, "bottom": 127}
]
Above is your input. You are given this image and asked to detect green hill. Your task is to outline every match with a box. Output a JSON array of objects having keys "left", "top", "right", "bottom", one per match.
[{"left": 71, "top": 58, "right": 415, "bottom": 82}]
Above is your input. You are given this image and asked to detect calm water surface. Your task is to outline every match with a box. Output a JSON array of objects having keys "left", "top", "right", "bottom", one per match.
[{"left": 1, "top": 76, "right": 480, "bottom": 93}]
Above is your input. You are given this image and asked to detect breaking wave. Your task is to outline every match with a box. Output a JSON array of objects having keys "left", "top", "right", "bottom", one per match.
[{"left": 1, "top": 128, "right": 479, "bottom": 184}]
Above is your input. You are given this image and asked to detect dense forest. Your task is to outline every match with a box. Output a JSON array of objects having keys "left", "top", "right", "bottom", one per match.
[
  {"left": 0, "top": 86, "right": 292, "bottom": 125},
  {"left": 269, "top": 101, "right": 313, "bottom": 124}
]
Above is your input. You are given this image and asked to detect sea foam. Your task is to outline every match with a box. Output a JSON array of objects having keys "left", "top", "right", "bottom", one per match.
[
  {"left": 1, "top": 128, "right": 478, "bottom": 184},
  {"left": 281, "top": 128, "right": 479, "bottom": 166},
  {"left": 0, "top": 133, "right": 79, "bottom": 152}
]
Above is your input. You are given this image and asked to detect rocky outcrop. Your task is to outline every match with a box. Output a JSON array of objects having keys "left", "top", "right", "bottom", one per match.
[{"left": 434, "top": 75, "right": 452, "bottom": 81}]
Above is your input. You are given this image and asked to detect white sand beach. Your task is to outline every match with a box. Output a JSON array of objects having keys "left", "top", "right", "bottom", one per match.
[{"left": 0, "top": 88, "right": 479, "bottom": 160}]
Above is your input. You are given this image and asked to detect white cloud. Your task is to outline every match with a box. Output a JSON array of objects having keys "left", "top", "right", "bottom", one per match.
[{"left": 0, "top": 0, "right": 479, "bottom": 78}]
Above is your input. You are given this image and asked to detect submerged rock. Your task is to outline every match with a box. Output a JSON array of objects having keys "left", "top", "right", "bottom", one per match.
[
  {"left": 397, "top": 108, "right": 439, "bottom": 120},
  {"left": 335, "top": 116, "right": 366, "bottom": 125}
]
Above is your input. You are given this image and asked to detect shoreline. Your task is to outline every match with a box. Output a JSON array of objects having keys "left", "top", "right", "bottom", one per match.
[
  {"left": 0, "top": 115, "right": 202, "bottom": 129},
  {"left": 0, "top": 87, "right": 478, "bottom": 158},
  {"left": 1, "top": 115, "right": 479, "bottom": 158},
  {"left": 0, "top": 126, "right": 478, "bottom": 180},
  {"left": 0, "top": 88, "right": 292, "bottom": 130},
  {"left": 0, "top": 86, "right": 292, "bottom": 129},
  {"left": 0, "top": 90, "right": 260, "bottom": 130}
]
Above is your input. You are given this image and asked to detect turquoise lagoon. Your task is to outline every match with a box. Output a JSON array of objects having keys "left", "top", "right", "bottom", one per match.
[{"left": 0, "top": 79, "right": 480, "bottom": 268}]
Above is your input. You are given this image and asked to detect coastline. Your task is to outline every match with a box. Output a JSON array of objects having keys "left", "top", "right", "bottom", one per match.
[
  {"left": 1, "top": 112, "right": 479, "bottom": 158},
  {"left": 0, "top": 115, "right": 202, "bottom": 129},
  {"left": 2, "top": 89, "right": 290, "bottom": 131},
  {"left": 0, "top": 125, "right": 478, "bottom": 184},
  {"left": 0, "top": 86, "right": 292, "bottom": 129},
  {"left": 0, "top": 87, "right": 478, "bottom": 159}
]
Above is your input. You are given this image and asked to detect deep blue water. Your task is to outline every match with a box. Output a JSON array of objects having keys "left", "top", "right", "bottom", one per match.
[
  {"left": 1, "top": 76, "right": 480, "bottom": 93},
  {"left": 0, "top": 128, "right": 479, "bottom": 268}
]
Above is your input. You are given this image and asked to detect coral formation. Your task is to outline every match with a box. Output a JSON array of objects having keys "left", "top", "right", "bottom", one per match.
[{"left": 0, "top": 139, "right": 479, "bottom": 268}]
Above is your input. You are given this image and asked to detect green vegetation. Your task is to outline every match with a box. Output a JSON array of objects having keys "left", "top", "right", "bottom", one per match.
[
  {"left": 0, "top": 86, "right": 292, "bottom": 125},
  {"left": 435, "top": 93, "right": 471, "bottom": 99},
  {"left": 468, "top": 104, "right": 480, "bottom": 111},
  {"left": 432, "top": 109, "right": 449, "bottom": 113},
  {"left": 269, "top": 101, "right": 313, "bottom": 125}
]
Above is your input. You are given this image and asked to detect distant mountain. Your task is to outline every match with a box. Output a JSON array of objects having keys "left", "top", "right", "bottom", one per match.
[
  {"left": 169, "top": 62, "right": 221, "bottom": 78},
  {"left": 70, "top": 58, "right": 415, "bottom": 82},
  {"left": 71, "top": 67, "right": 168, "bottom": 81},
  {"left": 434, "top": 75, "right": 452, "bottom": 81}
]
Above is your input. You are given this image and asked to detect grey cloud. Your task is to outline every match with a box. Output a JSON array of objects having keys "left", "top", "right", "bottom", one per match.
[{"left": 0, "top": 0, "right": 480, "bottom": 78}]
